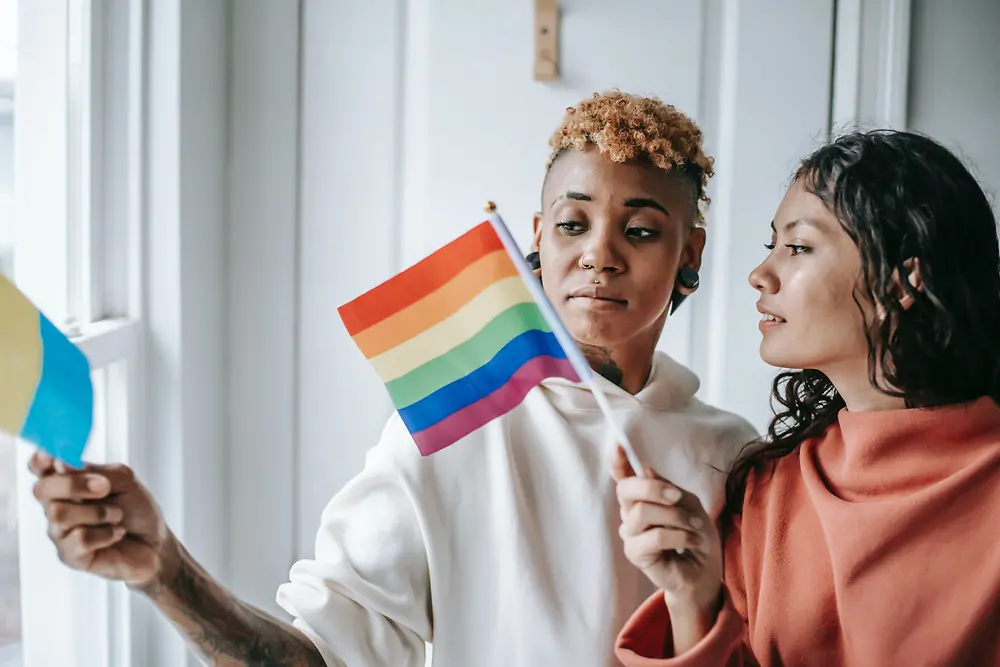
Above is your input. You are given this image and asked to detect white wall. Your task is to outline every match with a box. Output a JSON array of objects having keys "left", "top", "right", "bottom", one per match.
[
  {"left": 692, "top": 0, "right": 834, "bottom": 426},
  {"left": 295, "top": 0, "right": 406, "bottom": 562},
  {"left": 227, "top": 0, "right": 300, "bottom": 616},
  {"left": 399, "top": 0, "right": 705, "bottom": 260},
  {"left": 906, "top": 0, "right": 1000, "bottom": 201}
]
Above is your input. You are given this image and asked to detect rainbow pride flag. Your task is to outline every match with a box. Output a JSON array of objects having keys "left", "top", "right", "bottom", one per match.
[
  {"left": 0, "top": 275, "right": 94, "bottom": 468},
  {"left": 338, "top": 216, "right": 583, "bottom": 455}
]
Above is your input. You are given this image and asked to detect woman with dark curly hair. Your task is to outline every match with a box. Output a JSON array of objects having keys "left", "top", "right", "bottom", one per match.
[
  {"left": 27, "top": 91, "right": 757, "bottom": 667},
  {"left": 614, "top": 129, "right": 1000, "bottom": 666}
]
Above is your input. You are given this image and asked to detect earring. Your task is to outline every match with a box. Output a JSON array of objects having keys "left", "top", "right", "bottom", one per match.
[
  {"left": 669, "top": 268, "right": 700, "bottom": 315},
  {"left": 525, "top": 251, "right": 541, "bottom": 271},
  {"left": 677, "top": 267, "right": 699, "bottom": 290},
  {"left": 525, "top": 251, "right": 543, "bottom": 286}
]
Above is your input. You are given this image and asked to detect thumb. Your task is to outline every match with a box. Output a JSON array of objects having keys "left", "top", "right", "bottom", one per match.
[{"left": 611, "top": 445, "right": 637, "bottom": 481}]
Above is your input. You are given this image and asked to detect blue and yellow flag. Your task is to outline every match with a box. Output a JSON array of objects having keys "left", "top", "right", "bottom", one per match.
[{"left": 0, "top": 275, "right": 93, "bottom": 467}]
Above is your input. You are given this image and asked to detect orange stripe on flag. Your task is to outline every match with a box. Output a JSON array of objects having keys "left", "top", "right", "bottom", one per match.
[
  {"left": 351, "top": 249, "right": 518, "bottom": 358},
  {"left": 339, "top": 221, "right": 502, "bottom": 336}
]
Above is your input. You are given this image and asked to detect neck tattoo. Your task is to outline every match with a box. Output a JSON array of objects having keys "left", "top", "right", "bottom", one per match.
[{"left": 579, "top": 344, "right": 624, "bottom": 387}]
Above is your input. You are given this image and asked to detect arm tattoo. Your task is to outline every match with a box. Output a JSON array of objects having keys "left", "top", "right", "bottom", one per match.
[
  {"left": 579, "top": 344, "right": 624, "bottom": 387},
  {"left": 136, "top": 537, "right": 327, "bottom": 667}
]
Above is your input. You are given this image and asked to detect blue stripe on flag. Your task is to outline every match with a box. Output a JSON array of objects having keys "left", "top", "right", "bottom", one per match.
[
  {"left": 398, "top": 328, "right": 566, "bottom": 434},
  {"left": 20, "top": 315, "right": 94, "bottom": 468}
]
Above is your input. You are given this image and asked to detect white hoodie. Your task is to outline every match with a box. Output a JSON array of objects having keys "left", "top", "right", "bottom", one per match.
[{"left": 276, "top": 351, "right": 758, "bottom": 667}]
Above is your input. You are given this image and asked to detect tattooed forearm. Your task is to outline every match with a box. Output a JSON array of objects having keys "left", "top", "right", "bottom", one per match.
[
  {"left": 135, "top": 534, "right": 326, "bottom": 667},
  {"left": 579, "top": 344, "right": 624, "bottom": 387}
]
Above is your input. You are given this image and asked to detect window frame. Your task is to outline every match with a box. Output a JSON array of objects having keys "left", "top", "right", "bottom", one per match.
[{"left": 12, "top": 1, "right": 144, "bottom": 665}]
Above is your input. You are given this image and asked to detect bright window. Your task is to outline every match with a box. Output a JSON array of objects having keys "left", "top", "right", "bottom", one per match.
[
  {"left": 0, "top": 0, "right": 13, "bottom": 278},
  {"left": 9, "top": 1, "right": 143, "bottom": 665},
  {"left": 0, "top": 1, "right": 20, "bottom": 664}
]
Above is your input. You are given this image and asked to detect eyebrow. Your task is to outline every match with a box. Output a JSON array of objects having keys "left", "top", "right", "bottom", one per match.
[
  {"left": 770, "top": 218, "right": 822, "bottom": 233},
  {"left": 548, "top": 191, "right": 670, "bottom": 217},
  {"left": 550, "top": 190, "right": 591, "bottom": 208},
  {"left": 624, "top": 197, "right": 670, "bottom": 217}
]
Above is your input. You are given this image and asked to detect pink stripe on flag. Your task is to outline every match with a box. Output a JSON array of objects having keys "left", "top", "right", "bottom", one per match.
[{"left": 410, "top": 356, "right": 579, "bottom": 456}]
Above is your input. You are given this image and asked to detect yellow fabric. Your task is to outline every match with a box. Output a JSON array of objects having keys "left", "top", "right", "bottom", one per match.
[{"left": 0, "top": 277, "right": 44, "bottom": 436}]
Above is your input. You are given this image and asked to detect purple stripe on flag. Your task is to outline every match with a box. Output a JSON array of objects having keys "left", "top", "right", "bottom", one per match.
[{"left": 410, "top": 355, "right": 579, "bottom": 456}]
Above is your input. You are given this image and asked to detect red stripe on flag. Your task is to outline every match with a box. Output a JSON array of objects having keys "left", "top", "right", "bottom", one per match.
[{"left": 338, "top": 220, "right": 503, "bottom": 336}]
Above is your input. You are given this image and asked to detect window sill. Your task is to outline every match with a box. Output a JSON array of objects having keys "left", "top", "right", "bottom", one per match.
[{"left": 69, "top": 317, "right": 140, "bottom": 370}]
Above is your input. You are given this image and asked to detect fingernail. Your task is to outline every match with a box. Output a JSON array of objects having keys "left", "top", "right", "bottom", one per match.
[
  {"left": 113, "top": 526, "right": 127, "bottom": 540},
  {"left": 87, "top": 475, "right": 108, "bottom": 493},
  {"left": 690, "top": 516, "right": 704, "bottom": 530},
  {"left": 663, "top": 488, "right": 682, "bottom": 503}
]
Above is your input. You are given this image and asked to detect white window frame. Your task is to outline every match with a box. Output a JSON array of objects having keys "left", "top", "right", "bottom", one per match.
[{"left": 12, "top": 1, "right": 144, "bottom": 665}]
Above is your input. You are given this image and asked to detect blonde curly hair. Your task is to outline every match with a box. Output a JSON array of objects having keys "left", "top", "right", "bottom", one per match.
[{"left": 547, "top": 91, "right": 714, "bottom": 224}]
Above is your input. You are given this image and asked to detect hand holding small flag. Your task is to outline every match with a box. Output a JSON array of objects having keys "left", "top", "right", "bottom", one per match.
[{"left": 29, "top": 450, "right": 172, "bottom": 586}]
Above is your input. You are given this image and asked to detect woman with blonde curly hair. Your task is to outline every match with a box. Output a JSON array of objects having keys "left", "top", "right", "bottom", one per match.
[{"left": 27, "top": 91, "right": 756, "bottom": 667}]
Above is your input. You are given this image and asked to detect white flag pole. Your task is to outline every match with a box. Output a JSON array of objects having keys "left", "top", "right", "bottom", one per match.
[{"left": 484, "top": 203, "right": 646, "bottom": 477}]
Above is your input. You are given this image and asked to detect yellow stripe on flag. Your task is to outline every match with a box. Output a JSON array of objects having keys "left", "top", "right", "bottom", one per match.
[
  {"left": 369, "top": 276, "right": 533, "bottom": 383},
  {"left": 352, "top": 250, "right": 518, "bottom": 358}
]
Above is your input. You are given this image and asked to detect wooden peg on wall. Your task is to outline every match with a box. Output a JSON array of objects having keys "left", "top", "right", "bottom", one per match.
[{"left": 534, "top": 0, "right": 560, "bottom": 82}]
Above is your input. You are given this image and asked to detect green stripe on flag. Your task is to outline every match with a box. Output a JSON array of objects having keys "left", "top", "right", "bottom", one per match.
[{"left": 386, "top": 302, "right": 552, "bottom": 408}]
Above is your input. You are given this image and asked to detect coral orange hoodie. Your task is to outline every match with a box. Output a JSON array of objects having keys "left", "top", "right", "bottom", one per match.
[{"left": 616, "top": 397, "right": 1000, "bottom": 666}]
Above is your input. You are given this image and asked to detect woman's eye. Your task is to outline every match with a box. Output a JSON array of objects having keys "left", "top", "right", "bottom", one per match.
[
  {"left": 556, "top": 221, "right": 585, "bottom": 233},
  {"left": 786, "top": 244, "right": 810, "bottom": 256},
  {"left": 764, "top": 243, "right": 776, "bottom": 251},
  {"left": 626, "top": 227, "right": 658, "bottom": 240}
]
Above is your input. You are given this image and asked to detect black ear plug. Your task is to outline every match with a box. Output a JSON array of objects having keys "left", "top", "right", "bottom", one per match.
[
  {"left": 669, "top": 268, "right": 700, "bottom": 315},
  {"left": 525, "top": 252, "right": 541, "bottom": 271}
]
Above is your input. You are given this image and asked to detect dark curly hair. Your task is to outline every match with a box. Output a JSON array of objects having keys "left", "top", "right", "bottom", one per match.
[
  {"left": 725, "top": 129, "right": 1000, "bottom": 515},
  {"left": 546, "top": 90, "right": 714, "bottom": 225}
]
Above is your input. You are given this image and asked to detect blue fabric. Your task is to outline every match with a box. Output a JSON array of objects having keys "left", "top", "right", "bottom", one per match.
[{"left": 20, "top": 315, "right": 93, "bottom": 468}]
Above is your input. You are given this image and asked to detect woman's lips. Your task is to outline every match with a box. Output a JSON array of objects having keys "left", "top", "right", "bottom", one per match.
[
  {"left": 570, "top": 296, "right": 628, "bottom": 310},
  {"left": 567, "top": 287, "right": 628, "bottom": 310}
]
